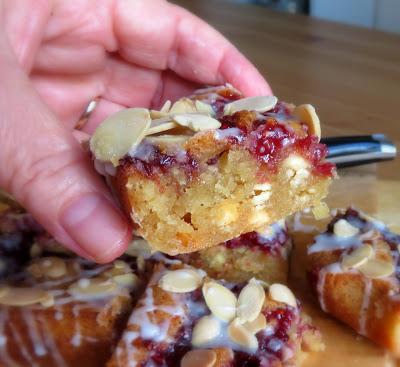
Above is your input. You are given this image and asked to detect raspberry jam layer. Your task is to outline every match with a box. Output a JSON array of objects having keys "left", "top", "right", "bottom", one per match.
[
  {"left": 224, "top": 222, "right": 289, "bottom": 256},
  {"left": 123, "top": 100, "right": 335, "bottom": 180}
]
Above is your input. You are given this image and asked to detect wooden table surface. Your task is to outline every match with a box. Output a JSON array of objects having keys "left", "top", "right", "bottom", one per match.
[{"left": 173, "top": 0, "right": 400, "bottom": 180}]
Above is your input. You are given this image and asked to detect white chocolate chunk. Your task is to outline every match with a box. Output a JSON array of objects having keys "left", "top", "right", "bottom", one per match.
[
  {"left": 224, "top": 96, "right": 278, "bottom": 115},
  {"left": 158, "top": 268, "right": 203, "bottom": 293},
  {"left": 341, "top": 244, "right": 373, "bottom": 270},
  {"left": 269, "top": 283, "right": 297, "bottom": 308},
  {"left": 202, "top": 281, "right": 237, "bottom": 322},
  {"left": 333, "top": 219, "right": 360, "bottom": 238},
  {"left": 191, "top": 315, "right": 221, "bottom": 347},
  {"left": 90, "top": 108, "right": 151, "bottom": 165},
  {"left": 172, "top": 114, "right": 221, "bottom": 132}
]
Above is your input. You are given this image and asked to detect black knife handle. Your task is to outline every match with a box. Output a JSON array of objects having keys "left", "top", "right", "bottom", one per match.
[{"left": 321, "top": 134, "right": 397, "bottom": 168}]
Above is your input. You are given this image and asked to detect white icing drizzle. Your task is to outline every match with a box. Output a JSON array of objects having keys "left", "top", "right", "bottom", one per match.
[
  {"left": 71, "top": 304, "right": 82, "bottom": 347},
  {"left": 9, "top": 319, "right": 39, "bottom": 367},
  {"left": 359, "top": 278, "right": 372, "bottom": 335},
  {"left": 0, "top": 308, "right": 17, "bottom": 367},
  {"left": 316, "top": 263, "right": 343, "bottom": 312},
  {"left": 308, "top": 233, "right": 362, "bottom": 254},
  {"left": 214, "top": 127, "right": 243, "bottom": 140},
  {"left": 37, "top": 313, "right": 68, "bottom": 367},
  {"left": 22, "top": 309, "right": 47, "bottom": 357}
]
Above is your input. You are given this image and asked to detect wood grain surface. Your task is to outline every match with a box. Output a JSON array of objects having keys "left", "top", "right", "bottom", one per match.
[{"left": 173, "top": 0, "right": 400, "bottom": 180}]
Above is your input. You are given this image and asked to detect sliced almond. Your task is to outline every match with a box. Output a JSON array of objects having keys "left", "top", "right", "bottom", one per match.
[
  {"left": 341, "top": 244, "right": 373, "bottom": 270},
  {"left": 237, "top": 279, "right": 265, "bottom": 323},
  {"left": 150, "top": 110, "right": 169, "bottom": 119},
  {"left": 181, "top": 349, "right": 216, "bottom": 367},
  {"left": 283, "top": 155, "right": 309, "bottom": 171},
  {"left": 195, "top": 100, "right": 215, "bottom": 115},
  {"left": 90, "top": 108, "right": 151, "bottom": 165},
  {"left": 333, "top": 219, "right": 360, "bottom": 238},
  {"left": 268, "top": 283, "right": 297, "bottom": 308},
  {"left": 293, "top": 104, "right": 321, "bottom": 139},
  {"left": 146, "top": 135, "right": 190, "bottom": 146},
  {"left": 0, "top": 287, "right": 54, "bottom": 307},
  {"left": 202, "top": 281, "right": 237, "bottom": 322},
  {"left": 172, "top": 114, "right": 221, "bottom": 132},
  {"left": 252, "top": 191, "right": 271, "bottom": 206},
  {"left": 169, "top": 98, "right": 197, "bottom": 114},
  {"left": 242, "top": 313, "right": 267, "bottom": 334},
  {"left": 146, "top": 117, "right": 179, "bottom": 135},
  {"left": 358, "top": 258, "right": 395, "bottom": 278},
  {"left": 68, "top": 277, "right": 117, "bottom": 297},
  {"left": 223, "top": 96, "right": 277, "bottom": 115},
  {"left": 27, "top": 257, "right": 67, "bottom": 279},
  {"left": 158, "top": 268, "right": 203, "bottom": 293},
  {"left": 228, "top": 318, "right": 258, "bottom": 351},
  {"left": 191, "top": 315, "right": 221, "bottom": 347},
  {"left": 113, "top": 273, "right": 140, "bottom": 289},
  {"left": 160, "top": 100, "right": 172, "bottom": 113}
]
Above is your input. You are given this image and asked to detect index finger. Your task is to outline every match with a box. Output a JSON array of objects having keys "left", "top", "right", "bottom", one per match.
[{"left": 113, "top": 0, "right": 272, "bottom": 96}]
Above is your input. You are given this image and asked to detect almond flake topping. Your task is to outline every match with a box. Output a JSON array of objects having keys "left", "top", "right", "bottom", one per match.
[
  {"left": 228, "top": 318, "right": 259, "bottom": 351},
  {"left": 172, "top": 113, "right": 221, "bottom": 132},
  {"left": 0, "top": 287, "right": 54, "bottom": 307},
  {"left": 26, "top": 257, "right": 67, "bottom": 279},
  {"left": 293, "top": 104, "right": 321, "bottom": 139},
  {"left": 357, "top": 258, "right": 395, "bottom": 279},
  {"left": 268, "top": 283, "right": 297, "bottom": 308},
  {"left": 169, "top": 98, "right": 197, "bottom": 114},
  {"left": 223, "top": 96, "right": 278, "bottom": 115},
  {"left": 195, "top": 100, "right": 215, "bottom": 115},
  {"left": 202, "top": 281, "right": 237, "bottom": 322},
  {"left": 146, "top": 120, "right": 178, "bottom": 135},
  {"left": 237, "top": 278, "right": 265, "bottom": 323},
  {"left": 181, "top": 349, "right": 216, "bottom": 367},
  {"left": 242, "top": 313, "right": 267, "bottom": 334},
  {"left": 191, "top": 315, "right": 221, "bottom": 347},
  {"left": 158, "top": 268, "right": 203, "bottom": 293},
  {"left": 333, "top": 219, "right": 360, "bottom": 238},
  {"left": 341, "top": 244, "right": 373, "bottom": 270},
  {"left": 90, "top": 108, "right": 151, "bottom": 165},
  {"left": 68, "top": 277, "right": 117, "bottom": 297}
]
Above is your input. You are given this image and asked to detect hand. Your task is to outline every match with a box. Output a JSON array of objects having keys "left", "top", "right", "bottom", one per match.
[{"left": 0, "top": 0, "right": 271, "bottom": 262}]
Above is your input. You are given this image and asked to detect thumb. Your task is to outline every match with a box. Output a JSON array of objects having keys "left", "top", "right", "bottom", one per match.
[{"left": 0, "top": 34, "right": 130, "bottom": 263}]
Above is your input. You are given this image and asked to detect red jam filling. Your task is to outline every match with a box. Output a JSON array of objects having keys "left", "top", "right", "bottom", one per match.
[
  {"left": 124, "top": 98, "right": 335, "bottom": 180},
  {"left": 224, "top": 226, "right": 288, "bottom": 256}
]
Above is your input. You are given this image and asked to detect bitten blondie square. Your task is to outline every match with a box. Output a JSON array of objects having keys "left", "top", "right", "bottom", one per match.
[{"left": 91, "top": 85, "right": 335, "bottom": 255}]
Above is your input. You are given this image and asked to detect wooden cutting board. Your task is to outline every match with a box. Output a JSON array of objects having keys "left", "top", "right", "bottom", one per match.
[{"left": 292, "top": 166, "right": 399, "bottom": 367}]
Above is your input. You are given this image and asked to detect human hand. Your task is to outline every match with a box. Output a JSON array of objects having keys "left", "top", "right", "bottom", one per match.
[{"left": 0, "top": 0, "right": 271, "bottom": 262}]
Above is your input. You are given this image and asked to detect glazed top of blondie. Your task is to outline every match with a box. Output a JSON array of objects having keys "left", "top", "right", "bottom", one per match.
[
  {"left": 90, "top": 85, "right": 335, "bottom": 181},
  {"left": 308, "top": 207, "right": 400, "bottom": 284}
]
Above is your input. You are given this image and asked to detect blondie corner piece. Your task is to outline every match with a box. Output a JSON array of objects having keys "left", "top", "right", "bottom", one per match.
[
  {"left": 0, "top": 255, "right": 144, "bottom": 367},
  {"left": 107, "top": 262, "right": 324, "bottom": 367},
  {"left": 307, "top": 208, "right": 400, "bottom": 356},
  {"left": 91, "top": 84, "right": 335, "bottom": 255}
]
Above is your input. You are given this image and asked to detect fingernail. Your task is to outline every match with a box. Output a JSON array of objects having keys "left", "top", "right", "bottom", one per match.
[{"left": 60, "top": 193, "right": 130, "bottom": 262}]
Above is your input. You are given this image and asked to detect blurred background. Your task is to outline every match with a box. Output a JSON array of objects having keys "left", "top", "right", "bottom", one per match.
[{"left": 232, "top": 0, "right": 400, "bottom": 34}]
